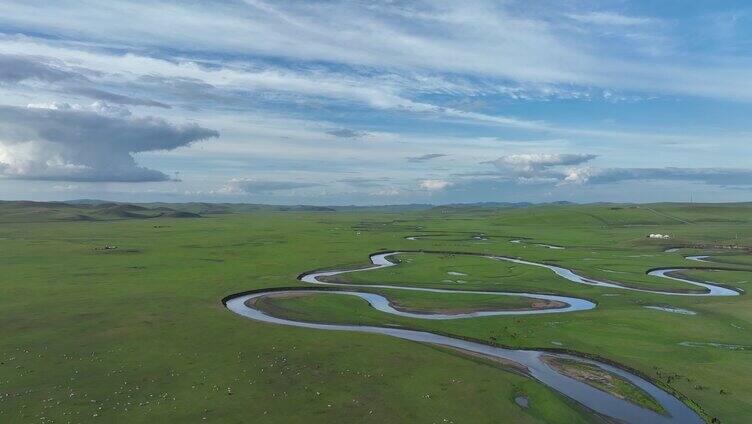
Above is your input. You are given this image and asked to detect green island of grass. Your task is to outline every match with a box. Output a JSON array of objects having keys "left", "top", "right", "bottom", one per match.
[{"left": 541, "top": 356, "right": 666, "bottom": 415}]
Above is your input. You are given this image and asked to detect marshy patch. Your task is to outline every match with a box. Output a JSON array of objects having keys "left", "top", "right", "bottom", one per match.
[
  {"left": 514, "top": 395, "right": 529, "bottom": 409},
  {"left": 679, "top": 341, "right": 751, "bottom": 351},
  {"left": 643, "top": 305, "right": 697, "bottom": 315}
]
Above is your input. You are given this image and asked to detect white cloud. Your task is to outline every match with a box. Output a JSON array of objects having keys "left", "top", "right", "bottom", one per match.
[
  {"left": 0, "top": 38, "right": 550, "bottom": 130},
  {"left": 0, "top": 1, "right": 751, "bottom": 204},
  {"left": 560, "top": 167, "right": 594, "bottom": 185},
  {"left": 420, "top": 179, "right": 452, "bottom": 190},
  {"left": 1, "top": 1, "right": 751, "bottom": 101}
]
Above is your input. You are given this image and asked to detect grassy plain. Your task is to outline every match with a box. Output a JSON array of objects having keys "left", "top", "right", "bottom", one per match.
[{"left": 1, "top": 202, "right": 751, "bottom": 423}]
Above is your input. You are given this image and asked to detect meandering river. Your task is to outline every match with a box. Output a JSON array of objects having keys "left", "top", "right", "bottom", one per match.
[{"left": 224, "top": 249, "right": 741, "bottom": 423}]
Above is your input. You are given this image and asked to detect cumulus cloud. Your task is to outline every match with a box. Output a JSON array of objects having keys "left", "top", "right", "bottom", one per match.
[
  {"left": 407, "top": 153, "right": 446, "bottom": 163},
  {"left": 0, "top": 103, "right": 218, "bottom": 182},
  {"left": 420, "top": 179, "right": 452, "bottom": 191},
  {"left": 561, "top": 167, "right": 593, "bottom": 185},
  {"left": 219, "top": 178, "right": 322, "bottom": 194}
]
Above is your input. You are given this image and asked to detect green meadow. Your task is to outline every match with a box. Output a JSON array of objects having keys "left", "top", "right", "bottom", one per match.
[{"left": 1, "top": 201, "right": 751, "bottom": 423}]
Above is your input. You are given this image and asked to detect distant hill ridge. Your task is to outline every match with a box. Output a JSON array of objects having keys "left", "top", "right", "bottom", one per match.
[
  {"left": 0, "top": 200, "right": 202, "bottom": 223},
  {"left": 0, "top": 199, "right": 574, "bottom": 223},
  {"left": 1, "top": 199, "right": 750, "bottom": 224}
]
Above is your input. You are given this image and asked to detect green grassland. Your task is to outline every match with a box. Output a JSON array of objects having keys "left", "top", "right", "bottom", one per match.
[{"left": 1, "top": 201, "right": 751, "bottom": 423}]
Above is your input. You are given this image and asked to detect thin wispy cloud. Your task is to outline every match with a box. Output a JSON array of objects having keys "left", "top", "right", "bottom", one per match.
[{"left": 219, "top": 178, "right": 322, "bottom": 194}]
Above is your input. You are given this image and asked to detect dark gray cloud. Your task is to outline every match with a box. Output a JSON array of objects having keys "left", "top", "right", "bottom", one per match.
[
  {"left": 587, "top": 167, "right": 752, "bottom": 186},
  {"left": 222, "top": 179, "right": 322, "bottom": 194},
  {"left": 69, "top": 87, "right": 171, "bottom": 109},
  {"left": 406, "top": 153, "right": 446, "bottom": 162},
  {"left": 326, "top": 128, "right": 368, "bottom": 138},
  {"left": 0, "top": 104, "right": 218, "bottom": 182}
]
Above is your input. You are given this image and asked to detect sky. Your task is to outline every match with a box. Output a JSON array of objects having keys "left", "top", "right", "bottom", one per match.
[{"left": 0, "top": 0, "right": 751, "bottom": 205}]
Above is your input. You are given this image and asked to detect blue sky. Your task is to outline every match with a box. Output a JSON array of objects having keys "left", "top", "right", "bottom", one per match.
[{"left": 0, "top": 0, "right": 751, "bottom": 205}]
